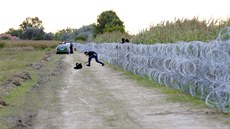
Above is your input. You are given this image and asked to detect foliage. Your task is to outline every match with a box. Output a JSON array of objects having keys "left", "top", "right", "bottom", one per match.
[
  {"left": 75, "top": 36, "right": 87, "bottom": 42},
  {"left": 5, "top": 17, "right": 47, "bottom": 40},
  {"left": 19, "top": 17, "right": 43, "bottom": 31},
  {"left": 19, "top": 17, "right": 45, "bottom": 40},
  {"left": 93, "top": 31, "right": 131, "bottom": 43},
  {"left": 73, "top": 25, "right": 94, "bottom": 41},
  {"left": 93, "top": 10, "right": 125, "bottom": 36},
  {"left": 131, "top": 17, "right": 230, "bottom": 44},
  {"left": 5, "top": 15, "right": 230, "bottom": 44},
  {"left": 43, "top": 33, "right": 54, "bottom": 40},
  {"left": 0, "top": 41, "right": 5, "bottom": 48},
  {"left": 0, "top": 40, "right": 59, "bottom": 49},
  {"left": 5, "top": 28, "right": 22, "bottom": 38},
  {"left": 54, "top": 27, "right": 76, "bottom": 41},
  {"left": 54, "top": 25, "right": 94, "bottom": 42},
  {"left": 22, "top": 27, "right": 45, "bottom": 40},
  {"left": 0, "top": 36, "right": 10, "bottom": 40},
  {"left": 91, "top": 16, "right": 230, "bottom": 44}
]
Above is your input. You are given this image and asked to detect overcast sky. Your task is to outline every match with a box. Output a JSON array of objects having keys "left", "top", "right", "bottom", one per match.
[{"left": 1, "top": 0, "right": 230, "bottom": 34}]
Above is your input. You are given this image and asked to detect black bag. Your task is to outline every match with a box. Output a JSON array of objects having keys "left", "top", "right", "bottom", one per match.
[{"left": 74, "top": 63, "right": 82, "bottom": 69}]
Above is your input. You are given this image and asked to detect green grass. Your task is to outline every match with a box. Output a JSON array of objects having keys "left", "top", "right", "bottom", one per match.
[
  {"left": 0, "top": 40, "right": 60, "bottom": 128},
  {"left": 0, "top": 50, "right": 46, "bottom": 84},
  {"left": 0, "top": 70, "right": 38, "bottom": 114},
  {"left": 0, "top": 40, "right": 59, "bottom": 49},
  {"left": 0, "top": 70, "right": 39, "bottom": 128},
  {"left": 0, "top": 48, "right": 63, "bottom": 129}
]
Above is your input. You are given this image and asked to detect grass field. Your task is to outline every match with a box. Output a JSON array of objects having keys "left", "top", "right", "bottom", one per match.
[
  {"left": 0, "top": 40, "right": 60, "bottom": 86},
  {"left": 0, "top": 40, "right": 64, "bottom": 128}
]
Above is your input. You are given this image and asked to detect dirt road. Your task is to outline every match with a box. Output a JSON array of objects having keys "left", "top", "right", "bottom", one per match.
[{"left": 32, "top": 52, "right": 230, "bottom": 129}]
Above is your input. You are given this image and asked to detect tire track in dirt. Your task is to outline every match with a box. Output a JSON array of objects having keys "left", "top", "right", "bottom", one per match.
[{"left": 34, "top": 52, "right": 230, "bottom": 129}]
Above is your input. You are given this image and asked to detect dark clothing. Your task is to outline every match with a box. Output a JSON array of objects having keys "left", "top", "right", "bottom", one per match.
[
  {"left": 87, "top": 51, "right": 97, "bottom": 56},
  {"left": 122, "top": 38, "right": 125, "bottom": 43},
  {"left": 121, "top": 38, "right": 129, "bottom": 44},
  {"left": 74, "top": 63, "right": 82, "bottom": 69},
  {"left": 86, "top": 51, "right": 104, "bottom": 66},
  {"left": 70, "top": 43, "right": 73, "bottom": 54}
]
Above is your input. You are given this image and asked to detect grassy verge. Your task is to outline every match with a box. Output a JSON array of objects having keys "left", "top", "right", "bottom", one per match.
[
  {"left": 0, "top": 40, "right": 62, "bottom": 128},
  {"left": 0, "top": 50, "right": 46, "bottom": 83},
  {"left": 1, "top": 70, "right": 38, "bottom": 112},
  {"left": 0, "top": 50, "right": 65, "bottom": 128},
  {"left": 0, "top": 71, "right": 38, "bottom": 129},
  {"left": 0, "top": 40, "right": 59, "bottom": 50},
  {"left": 0, "top": 62, "right": 41, "bottom": 128},
  {"left": 110, "top": 64, "right": 230, "bottom": 124}
]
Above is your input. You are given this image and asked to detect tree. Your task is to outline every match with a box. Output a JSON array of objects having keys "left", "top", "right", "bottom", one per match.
[
  {"left": 54, "top": 27, "right": 75, "bottom": 41},
  {"left": 74, "top": 25, "right": 94, "bottom": 41},
  {"left": 6, "top": 28, "right": 22, "bottom": 38},
  {"left": 22, "top": 27, "right": 45, "bottom": 40},
  {"left": 43, "top": 33, "right": 54, "bottom": 40},
  {"left": 94, "top": 10, "right": 125, "bottom": 36},
  {"left": 18, "top": 17, "right": 45, "bottom": 40},
  {"left": 19, "top": 17, "right": 43, "bottom": 31}
]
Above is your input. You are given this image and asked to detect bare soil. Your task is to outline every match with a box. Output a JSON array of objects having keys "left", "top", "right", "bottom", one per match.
[{"left": 32, "top": 52, "right": 230, "bottom": 129}]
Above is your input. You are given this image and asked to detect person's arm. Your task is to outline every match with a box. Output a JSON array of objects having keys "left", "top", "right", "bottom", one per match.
[{"left": 93, "top": 52, "right": 97, "bottom": 56}]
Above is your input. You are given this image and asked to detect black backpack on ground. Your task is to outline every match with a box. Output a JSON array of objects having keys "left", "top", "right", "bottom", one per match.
[{"left": 74, "top": 63, "right": 82, "bottom": 69}]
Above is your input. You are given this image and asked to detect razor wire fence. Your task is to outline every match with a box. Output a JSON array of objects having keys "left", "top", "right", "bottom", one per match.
[{"left": 74, "top": 27, "right": 230, "bottom": 113}]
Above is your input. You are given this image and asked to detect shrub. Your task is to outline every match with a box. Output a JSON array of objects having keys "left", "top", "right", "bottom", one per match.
[
  {"left": 0, "top": 41, "right": 5, "bottom": 48},
  {"left": 93, "top": 31, "right": 131, "bottom": 43},
  {"left": 75, "top": 36, "right": 87, "bottom": 41},
  {"left": 0, "top": 36, "right": 10, "bottom": 40}
]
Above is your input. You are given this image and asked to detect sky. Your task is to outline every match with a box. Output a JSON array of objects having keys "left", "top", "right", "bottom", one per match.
[{"left": 1, "top": 0, "right": 230, "bottom": 35}]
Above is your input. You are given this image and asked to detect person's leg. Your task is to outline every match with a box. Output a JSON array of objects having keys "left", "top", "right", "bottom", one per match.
[
  {"left": 70, "top": 44, "right": 73, "bottom": 54},
  {"left": 87, "top": 56, "right": 93, "bottom": 66},
  {"left": 95, "top": 55, "right": 104, "bottom": 66}
]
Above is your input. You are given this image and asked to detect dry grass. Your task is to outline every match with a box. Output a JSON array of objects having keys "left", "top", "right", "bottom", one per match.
[
  {"left": 0, "top": 40, "right": 60, "bottom": 49},
  {"left": 0, "top": 40, "right": 59, "bottom": 84}
]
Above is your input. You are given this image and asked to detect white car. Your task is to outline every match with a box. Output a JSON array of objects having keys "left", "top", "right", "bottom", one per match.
[{"left": 56, "top": 44, "right": 70, "bottom": 54}]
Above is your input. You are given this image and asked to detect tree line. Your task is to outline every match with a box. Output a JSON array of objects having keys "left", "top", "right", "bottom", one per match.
[
  {"left": 4, "top": 10, "right": 230, "bottom": 44},
  {"left": 4, "top": 10, "right": 126, "bottom": 42}
]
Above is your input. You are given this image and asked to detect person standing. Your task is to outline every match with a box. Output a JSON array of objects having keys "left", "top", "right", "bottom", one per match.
[
  {"left": 84, "top": 51, "right": 105, "bottom": 67},
  {"left": 70, "top": 42, "right": 74, "bottom": 54},
  {"left": 121, "top": 38, "right": 125, "bottom": 43}
]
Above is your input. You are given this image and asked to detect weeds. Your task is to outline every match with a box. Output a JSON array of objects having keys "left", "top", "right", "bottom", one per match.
[
  {"left": 93, "top": 17, "right": 230, "bottom": 44},
  {"left": 0, "top": 40, "right": 59, "bottom": 49},
  {"left": 0, "top": 41, "right": 5, "bottom": 48}
]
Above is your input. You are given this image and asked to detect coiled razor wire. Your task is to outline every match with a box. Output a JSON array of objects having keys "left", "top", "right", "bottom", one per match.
[{"left": 74, "top": 27, "right": 230, "bottom": 112}]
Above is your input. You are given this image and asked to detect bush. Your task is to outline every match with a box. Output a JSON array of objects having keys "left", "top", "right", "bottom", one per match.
[
  {"left": 93, "top": 31, "right": 131, "bottom": 43},
  {"left": 0, "top": 36, "right": 10, "bottom": 40},
  {"left": 75, "top": 36, "right": 87, "bottom": 41},
  {"left": 0, "top": 41, "right": 5, "bottom": 48}
]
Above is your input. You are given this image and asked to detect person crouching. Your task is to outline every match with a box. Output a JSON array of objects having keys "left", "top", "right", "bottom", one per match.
[{"left": 84, "top": 51, "right": 104, "bottom": 67}]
